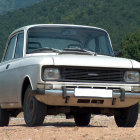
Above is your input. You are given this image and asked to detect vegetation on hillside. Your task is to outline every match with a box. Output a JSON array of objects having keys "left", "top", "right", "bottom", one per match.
[
  {"left": 121, "top": 31, "right": 140, "bottom": 61},
  {"left": 0, "top": 0, "right": 43, "bottom": 14},
  {"left": 0, "top": 0, "right": 140, "bottom": 59}
]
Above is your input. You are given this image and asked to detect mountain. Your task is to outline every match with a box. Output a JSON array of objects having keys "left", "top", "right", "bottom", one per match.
[
  {"left": 0, "top": 0, "right": 139, "bottom": 59},
  {"left": 0, "top": 0, "right": 43, "bottom": 14}
]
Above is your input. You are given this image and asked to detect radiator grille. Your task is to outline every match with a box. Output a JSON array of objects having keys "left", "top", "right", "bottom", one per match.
[{"left": 61, "top": 67, "right": 124, "bottom": 82}]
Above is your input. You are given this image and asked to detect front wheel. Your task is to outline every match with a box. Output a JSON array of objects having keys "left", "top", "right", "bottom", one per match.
[
  {"left": 23, "top": 85, "right": 46, "bottom": 127},
  {"left": 114, "top": 103, "right": 139, "bottom": 127},
  {"left": 74, "top": 113, "right": 91, "bottom": 126}
]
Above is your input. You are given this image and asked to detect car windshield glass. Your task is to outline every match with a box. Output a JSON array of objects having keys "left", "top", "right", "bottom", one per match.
[{"left": 27, "top": 26, "right": 114, "bottom": 56}]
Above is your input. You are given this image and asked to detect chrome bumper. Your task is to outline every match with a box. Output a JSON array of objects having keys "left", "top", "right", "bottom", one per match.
[
  {"left": 34, "top": 87, "right": 140, "bottom": 108},
  {"left": 35, "top": 89, "right": 140, "bottom": 100}
]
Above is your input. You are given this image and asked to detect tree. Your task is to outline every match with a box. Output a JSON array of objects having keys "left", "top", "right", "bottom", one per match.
[{"left": 121, "top": 31, "right": 140, "bottom": 61}]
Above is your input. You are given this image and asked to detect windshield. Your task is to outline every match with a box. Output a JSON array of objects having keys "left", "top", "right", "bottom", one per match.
[{"left": 27, "top": 26, "right": 114, "bottom": 56}]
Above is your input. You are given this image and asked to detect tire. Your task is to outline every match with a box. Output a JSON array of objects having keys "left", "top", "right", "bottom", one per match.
[
  {"left": 23, "top": 85, "right": 46, "bottom": 127},
  {"left": 0, "top": 108, "right": 10, "bottom": 126},
  {"left": 74, "top": 113, "right": 91, "bottom": 126},
  {"left": 114, "top": 103, "right": 139, "bottom": 127}
]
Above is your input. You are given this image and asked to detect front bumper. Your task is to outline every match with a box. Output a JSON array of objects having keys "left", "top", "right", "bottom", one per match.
[{"left": 34, "top": 82, "right": 140, "bottom": 108}]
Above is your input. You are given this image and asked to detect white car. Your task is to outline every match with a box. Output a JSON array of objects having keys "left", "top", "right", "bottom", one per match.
[{"left": 0, "top": 24, "right": 140, "bottom": 127}]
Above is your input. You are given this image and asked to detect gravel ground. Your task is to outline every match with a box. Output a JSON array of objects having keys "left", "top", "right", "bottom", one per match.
[{"left": 0, "top": 114, "right": 140, "bottom": 140}]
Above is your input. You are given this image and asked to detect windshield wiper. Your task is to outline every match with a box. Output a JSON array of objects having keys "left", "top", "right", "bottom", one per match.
[
  {"left": 29, "top": 47, "right": 61, "bottom": 53},
  {"left": 61, "top": 48, "right": 96, "bottom": 55}
]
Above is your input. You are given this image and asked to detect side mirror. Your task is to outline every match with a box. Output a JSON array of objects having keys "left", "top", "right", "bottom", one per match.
[{"left": 114, "top": 51, "right": 122, "bottom": 57}]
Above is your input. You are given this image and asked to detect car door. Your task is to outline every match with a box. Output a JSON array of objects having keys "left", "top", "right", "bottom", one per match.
[{"left": 0, "top": 32, "right": 24, "bottom": 103}]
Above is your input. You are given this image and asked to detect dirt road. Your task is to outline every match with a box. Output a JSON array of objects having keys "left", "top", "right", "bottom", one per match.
[{"left": 0, "top": 115, "right": 140, "bottom": 140}]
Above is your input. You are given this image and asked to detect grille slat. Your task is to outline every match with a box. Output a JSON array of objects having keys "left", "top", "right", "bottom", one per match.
[{"left": 61, "top": 67, "right": 124, "bottom": 82}]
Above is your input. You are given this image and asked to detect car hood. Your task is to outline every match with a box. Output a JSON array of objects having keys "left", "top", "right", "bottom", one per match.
[{"left": 51, "top": 54, "right": 139, "bottom": 69}]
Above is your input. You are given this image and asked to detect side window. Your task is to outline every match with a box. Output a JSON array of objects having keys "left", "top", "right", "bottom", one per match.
[
  {"left": 14, "top": 33, "right": 24, "bottom": 59},
  {"left": 4, "top": 35, "right": 17, "bottom": 61}
]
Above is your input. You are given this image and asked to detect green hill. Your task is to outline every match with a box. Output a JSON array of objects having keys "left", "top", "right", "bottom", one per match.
[
  {"left": 0, "top": 0, "right": 43, "bottom": 14},
  {"left": 0, "top": 0, "right": 140, "bottom": 59}
]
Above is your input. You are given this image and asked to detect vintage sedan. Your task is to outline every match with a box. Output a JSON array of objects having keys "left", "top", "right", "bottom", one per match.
[{"left": 0, "top": 24, "right": 140, "bottom": 127}]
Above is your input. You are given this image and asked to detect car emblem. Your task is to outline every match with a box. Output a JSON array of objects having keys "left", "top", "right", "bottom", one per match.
[{"left": 88, "top": 73, "right": 99, "bottom": 76}]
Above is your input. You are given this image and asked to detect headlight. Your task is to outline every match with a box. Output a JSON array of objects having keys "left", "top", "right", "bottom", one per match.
[
  {"left": 124, "top": 71, "right": 140, "bottom": 82},
  {"left": 43, "top": 68, "right": 60, "bottom": 80}
]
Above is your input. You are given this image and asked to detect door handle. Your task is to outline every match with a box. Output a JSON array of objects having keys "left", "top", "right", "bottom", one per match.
[{"left": 6, "top": 64, "right": 10, "bottom": 69}]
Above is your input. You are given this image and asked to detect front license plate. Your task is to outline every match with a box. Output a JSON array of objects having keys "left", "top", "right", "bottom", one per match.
[{"left": 74, "top": 88, "right": 112, "bottom": 98}]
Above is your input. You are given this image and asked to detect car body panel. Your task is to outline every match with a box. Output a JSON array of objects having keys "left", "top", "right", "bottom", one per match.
[{"left": 52, "top": 54, "right": 133, "bottom": 68}]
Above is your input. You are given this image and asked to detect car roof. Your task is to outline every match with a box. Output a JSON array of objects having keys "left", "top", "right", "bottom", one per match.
[{"left": 11, "top": 24, "right": 107, "bottom": 35}]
